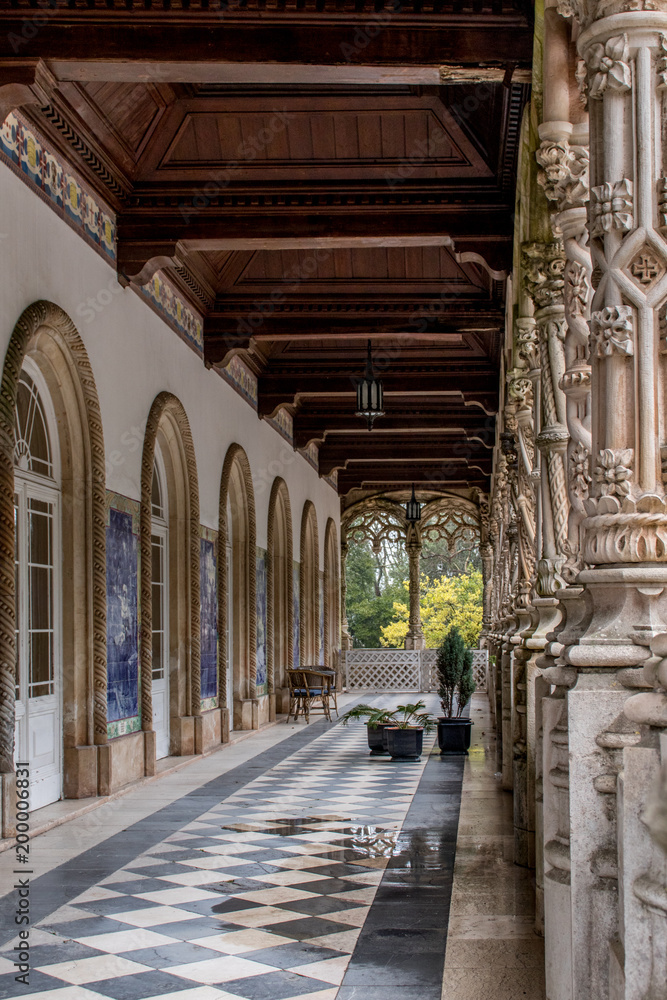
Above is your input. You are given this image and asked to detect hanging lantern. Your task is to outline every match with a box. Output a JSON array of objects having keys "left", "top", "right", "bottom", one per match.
[
  {"left": 355, "top": 339, "right": 384, "bottom": 430},
  {"left": 405, "top": 483, "right": 422, "bottom": 523}
]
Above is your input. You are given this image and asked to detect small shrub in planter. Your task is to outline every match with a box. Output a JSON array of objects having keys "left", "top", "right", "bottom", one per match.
[
  {"left": 340, "top": 704, "right": 399, "bottom": 755},
  {"left": 435, "top": 627, "right": 476, "bottom": 755},
  {"left": 384, "top": 701, "right": 436, "bottom": 761}
]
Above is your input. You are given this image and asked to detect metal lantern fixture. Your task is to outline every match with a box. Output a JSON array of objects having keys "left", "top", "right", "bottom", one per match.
[
  {"left": 356, "top": 339, "right": 384, "bottom": 430},
  {"left": 405, "top": 483, "right": 422, "bottom": 524}
]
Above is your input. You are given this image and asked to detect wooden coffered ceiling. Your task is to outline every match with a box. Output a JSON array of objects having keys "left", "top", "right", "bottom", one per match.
[{"left": 0, "top": 0, "right": 533, "bottom": 498}]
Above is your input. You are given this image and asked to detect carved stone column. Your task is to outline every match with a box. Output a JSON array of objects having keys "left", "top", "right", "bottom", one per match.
[
  {"left": 523, "top": 241, "right": 570, "bottom": 596},
  {"left": 549, "top": 5, "right": 667, "bottom": 997},
  {"left": 340, "top": 534, "right": 353, "bottom": 651},
  {"left": 620, "top": 635, "right": 667, "bottom": 999},
  {"left": 404, "top": 522, "right": 425, "bottom": 650}
]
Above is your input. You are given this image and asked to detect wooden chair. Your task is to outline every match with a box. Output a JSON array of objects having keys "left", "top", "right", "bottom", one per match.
[{"left": 286, "top": 668, "right": 332, "bottom": 723}]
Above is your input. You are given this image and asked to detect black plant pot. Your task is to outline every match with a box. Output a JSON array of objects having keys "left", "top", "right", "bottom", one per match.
[
  {"left": 437, "top": 718, "right": 473, "bottom": 755},
  {"left": 385, "top": 726, "right": 423, "bottom": 761},
  {"left": 367, "top": 722, "right": 393, "bottom": 756}
]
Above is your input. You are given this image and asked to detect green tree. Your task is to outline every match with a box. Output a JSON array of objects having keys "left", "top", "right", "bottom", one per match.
[
  {"left": 380, "top": 569, "right": 483, "bottom": 649},
  {"left": 436, "top": 627, "right": 475, "bottom": 717}
]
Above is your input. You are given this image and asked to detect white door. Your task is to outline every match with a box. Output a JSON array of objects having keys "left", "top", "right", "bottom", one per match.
[
  {"left": 151, "top": 454, "right": 170, "bottom": 760},
  {"left": 13, "top": 365, "right": 62, "bottom": 812}
]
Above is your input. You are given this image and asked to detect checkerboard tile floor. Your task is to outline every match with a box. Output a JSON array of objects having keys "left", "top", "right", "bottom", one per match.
[{"left": 2, "top": 722, "right": 435, "bottom": 1000}]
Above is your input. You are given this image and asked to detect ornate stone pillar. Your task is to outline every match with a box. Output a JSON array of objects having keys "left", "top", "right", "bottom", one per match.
[
  {"left": 546, "top": 5, "right": 667, "bottom": 996},
  {"left": 404, "top": 522, "right": 425, "bottom": 650},
  {"left": 340, "top": 534, "right": 353, "bottom": 651}
]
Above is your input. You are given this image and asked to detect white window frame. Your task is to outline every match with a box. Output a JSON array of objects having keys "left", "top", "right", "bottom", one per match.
[{"left": 13, "top": 358, "right": 62, "bottom": 801}]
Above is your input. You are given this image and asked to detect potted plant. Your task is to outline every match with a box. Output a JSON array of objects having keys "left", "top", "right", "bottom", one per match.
[
  {"left": 436, "top": 627, "right": 476, "bottom": 754},
  {"left": 340, "top": 703, "right": 399, "bottom": 755},
  {"left": 384, "top": 701, "right": 436, "bottom": 761}
]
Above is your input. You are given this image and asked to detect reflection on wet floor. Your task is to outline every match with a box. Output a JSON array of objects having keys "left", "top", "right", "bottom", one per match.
[{"left": 0, "top": 693, "right": 545, "bottom": 1000}]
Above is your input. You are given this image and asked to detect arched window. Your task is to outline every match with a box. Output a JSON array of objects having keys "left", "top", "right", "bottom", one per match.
[
  {"left": 151, "top": 444, "right": 169, "bottom": 760},
  {"left": 300, "top": 501, "right": 319, "bottom": 665},
  {"left": 14, "top": 361, "right": 62, "bottom": 811},
  {"left": 219, "top": 444, "right": 257, "bottom": 731},
  {"left": 267, "top": 478, "right": 293, "bottom": 714}
]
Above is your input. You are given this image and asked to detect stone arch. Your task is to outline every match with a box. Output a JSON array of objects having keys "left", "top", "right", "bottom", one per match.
[
  {"left": 323, "top": 518, "right": 340, "bottom": 669},
  {"left": 267, "top": 477, "right": 293, "bottom": 714},
  {"left": 299, "top": 500, "right": 320, "bottom": 664},
  {"left": 0, "top": 301, "right": 105, "bottom": 805},
  {"left": 219, "top": 443, "right": 256, "bottom": 730},
  {"left": 140, "top": 392, "right": 201, "bottom": 767}
]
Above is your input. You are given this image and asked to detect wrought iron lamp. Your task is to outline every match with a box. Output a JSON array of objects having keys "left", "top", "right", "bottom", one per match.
[
  {"left": 405, "top": 483, "right": 422, "bottom": 524},
  {"left": 356, "top": 339, "right": 384, "bottom": 430}
]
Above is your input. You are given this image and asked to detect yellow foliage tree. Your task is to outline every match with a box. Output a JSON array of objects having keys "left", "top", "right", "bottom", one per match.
[{"left": 380, "top": 570, "right": 483, "bottom": 649}]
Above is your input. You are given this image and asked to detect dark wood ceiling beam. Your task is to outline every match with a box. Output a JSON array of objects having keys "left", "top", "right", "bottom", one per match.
[
  {"left": 335, "top": 461, "right": 491, "bottom": 494},
  {"left": 294, "top": 412, "right": 495, "bottom": 448},
  {"left": 0, "top": 17, "right": 533, "bottom": 69},
  {"left": 257, "top": 369, "right": 499, "bottom": 417},
  {"left": 318, "top": 434, "right": 493, "bottom": 475}
]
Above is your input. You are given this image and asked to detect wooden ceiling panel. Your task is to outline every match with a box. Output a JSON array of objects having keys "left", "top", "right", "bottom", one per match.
[
  {"left": 82, "top": 82, "right": 165, "bottom": 158},
  {"left": 233, "top": 246, "right": 485, "bottom": 293}
]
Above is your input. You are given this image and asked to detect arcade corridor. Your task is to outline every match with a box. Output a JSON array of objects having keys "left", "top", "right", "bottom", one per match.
[{"left": 0, "top": 696, "right": 543, "bottom": 1000}]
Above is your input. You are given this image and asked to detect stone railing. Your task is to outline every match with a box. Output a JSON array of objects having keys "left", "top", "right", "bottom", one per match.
[{"left": 343, "top": 647, "right": 488, "bottom": 693}]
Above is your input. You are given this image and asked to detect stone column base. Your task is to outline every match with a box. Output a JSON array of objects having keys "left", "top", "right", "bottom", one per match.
[
  {"left": 275, "top": 686, "right": 290, "bottom": 715},
  {"left": 235, "top": 695, "right": 271, "bottom": 730},
  {"left": 221, "top": 708, "right": 230, "bottom": 744},
  {"left": 1, "top": 772, "right": 17, "bottom": 839},
  {"left": 195, "top": 708, "right": 223, "bottom": 754},
  {"left": 404, "top": 631, "right": 425, "bottom": 650},
  {"left": 171, "top": 716, "right": 196, "bottom": 756},
  {"left": 144, "top": 731, "right": 157, "bottom": 777},
  {"left": 97, "top": 730, "right": 145, "bottom": 796},
  {"left": 63, "top": 745, "right": 99, "bottom": 799}
]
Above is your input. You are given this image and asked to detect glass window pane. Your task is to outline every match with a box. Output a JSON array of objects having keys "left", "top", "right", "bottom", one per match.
[
  {"left": 152, "top": 465, "right": 164, "bottom": 519},
  {"left": 29, "top": 631, "right": 53, "bottom": 695},
  {"left": 29, "top": 504, "right": 51, "bottom": 566},
  {"left": 14, "top": 372, "right": 52, "bottom": 477},
  {"left": 152, "top": 632, "right": 164, "bottom": 680}
]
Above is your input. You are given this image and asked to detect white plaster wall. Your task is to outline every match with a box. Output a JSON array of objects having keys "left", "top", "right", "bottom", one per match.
[{"left": 0, "top": 164, "right": 340, "bottom": 564}]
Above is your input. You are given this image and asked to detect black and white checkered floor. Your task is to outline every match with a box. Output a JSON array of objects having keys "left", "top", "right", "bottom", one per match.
[{"left": 0, "top": 721, "right": 438, "bottom": 1000}]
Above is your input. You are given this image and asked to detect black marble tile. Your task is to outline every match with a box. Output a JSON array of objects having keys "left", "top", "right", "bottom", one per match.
[
  {"left": 119, "top": 940, "right": 224, "bottom": 968},
  {"left": 147, "top": 917, "right": 224, "bottom": 940},
  {"left": 290, "top": 878, "right": 365, "bottom": 895},
  {"left": 102, "top": 878, "right": 175, "bottom": 895},
  {"left": 277, "top": 896, "right": 365, "bottom": 917},
  {"left": 240, "top": 941, "right": 344, "bottom": 967},
  {"left": 222, "top": 969, "right": 331, "bottom": 999},
  {"left": 12, "top": 940, "right": 103, "bottom": 966},
  {"left": 75, "top": 896, "right": 156, "bottom": 916},
  {"left": 87, "top": 970, "right": 195, "bottom": 999},
  {"left": 39, "top": 916, "right": 132, "bottom": 939},
  {"left": 337, "top": 987, "right": 443, "bottom": 1000},
  {"left": 264, "top": 915, "right": 355, "bottom": 940},
  {"left": 0, "top": 968, "right": 64, "bottom": 999},
  {"left": 208, "top": 898, "right": 264, "bottom": 914}
]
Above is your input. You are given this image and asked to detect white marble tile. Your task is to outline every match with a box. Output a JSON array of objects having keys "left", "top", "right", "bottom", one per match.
[
  {"left": 36, "top": 954, "right": 151, "bottom": 984},
  {"left": 168, "top": 954, "right": 276, "bottom": 984}
]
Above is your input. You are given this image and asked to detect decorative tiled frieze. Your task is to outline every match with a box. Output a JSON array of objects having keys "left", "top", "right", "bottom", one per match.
[
  {"left": 140, "top": 271, "right": 204, "bottom": 352},
  {"left": 1, "top": 111, "right": 116, "bottom": 260},
  {"left": 218, "top": 354, "right": 258, "bottom": 408}
]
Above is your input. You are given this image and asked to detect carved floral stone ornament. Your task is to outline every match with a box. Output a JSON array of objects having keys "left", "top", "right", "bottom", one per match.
[
  {"left": 587, "top": 35, "right": 631, "bottom": 100},
  {"left": 536, "top": 141, "right": 589, "bottom": 211},
  {"left": 590, "top": 179, "right": 634, "bottom": 239},
  {"left": 521, "top": 242, "right": 566, "bottom": 310},
  {"left": 570, "top": 443, "right": 592, "bottom": 500},
  {"left": 567, "top": 261, "right": 591, "bottom": 319},
  {"left": 506, "top": 368, "right": 533, "bottom": 409},
  {"left": 595, "top": 448, "right": 633, "bottom": 497},
  {"left": 516, "top": 318, "right": 540, "bottom": 371},
  {"left": 590, "top": 305, "right": 634, "bottom": 357}
]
